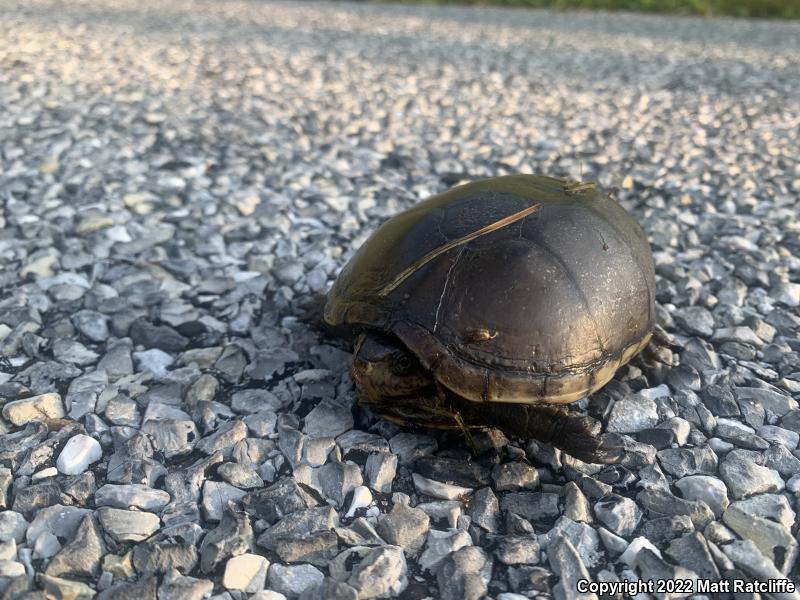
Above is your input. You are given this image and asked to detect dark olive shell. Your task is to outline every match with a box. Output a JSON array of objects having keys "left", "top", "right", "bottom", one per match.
[{"left": 325, "top": 175, "right": 655, "bottom": 404}]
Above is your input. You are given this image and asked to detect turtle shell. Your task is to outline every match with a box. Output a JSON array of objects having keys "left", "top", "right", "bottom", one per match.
[{"left": 324, "top": 174, "right": 655, "bottom": 404}]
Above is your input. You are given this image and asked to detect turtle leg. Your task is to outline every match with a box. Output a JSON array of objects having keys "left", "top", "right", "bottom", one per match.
[
  {"left": 357, "top": 390, "right": 480, "bottom": 453},
  {"left": 526, "top": 406, "right": 624, "bottom": 464},
  {"left": 643, "top": 324, "right": 678, "bottom": 366},
  {"left": 459, "top": 401, "right": 624, "bottom": 464},
  {"left": 547, "top": 411, "right": 625, "bottom": 464},
  {"left": 633, "top": 324, "right": 678, "bottom": 383}
]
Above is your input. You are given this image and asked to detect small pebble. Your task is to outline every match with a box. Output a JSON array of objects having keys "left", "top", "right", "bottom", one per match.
[
  {"left": 345, "top": 485, "right": 373, "bottom": 518},
  {"left": 223, "top": 554, "right": 270, "bottom": 592},
  {"left": 57, "top": 435, "right": 103, "bottom": 475}
]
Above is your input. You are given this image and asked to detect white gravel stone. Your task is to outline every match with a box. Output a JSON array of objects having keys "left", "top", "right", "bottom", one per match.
[
  {"left": 620, "top": 537, "right": 662, "bottom": 567},
  {"left": 594, "top": 495, "right": 642, "bottom": 537},
  {"left": 201, "top": 481, "right": 248, "bottom": 521},
  {"left": 96, "top": 507, "right": 161, "bottom": 542},
  {"left": 40, "top": 574, "right": 96, "bottom": 600},
  {"left": 95, "top": 484, "right": 171, "bottom": 512},
  {"left": 540, "top": 517, "right": 604, "bottom": 569},
  {"left": 719, "top": 452, "right": 785, "bottom": 499},
  {"left": 412, "top": 473, "right": 473, "bottom": 500},
  {"left": 223, "top": 553, "right": 270, "bottom": 592},
  {"left": 722, "top": 539, "right": 800, "bottom": 599},
  {"left": 365, "top": 452, "right": 398, "bottom": 494},
  {"left": 417, "top": 501, "right": 463, "bottom": 530},
  {"left": 56, "top": 434, "right": 103, "bottom": 475},
  {"left": 597, "top": 527, "right": 627, "bottom": 556},
  {"left": 2, "top": 393, "right": 65, "bottom": 425},
  {"left": 0, "top": 539, "right": 16, "bottom": 561},
  {"left": 606, "top": 394, "right": 659, "bottom": 433},
  {"left": 757, "top": 425, "right": 799, "bottom": 450},
  {"left": 722, "top": 500, "right": 798, "bottom": 574},
  {"left": 268, "top": 563, "right": 324, "bottom": 597},
  {"left": 33, "top": 532, "right": 61, "bottom": 560},
  {"left": 32, "top": 467, "right": 59, "bottom": 481},
  {"left": 418, "top": 529, "right": 473, "bottom": 572},
  {"left": 771, "top": 282, "right": 800, "bottom": 307},
  {"left": 656, "top": 417, "right": 691, "bottom": 446},
  {"left": 251, "top": 592, "right": 287, "bottom": 600},
  {"left": 735, "top": 387, "right": 797, "bottom": 416},
  {"left": 0, "top": 560, "right": 26, "bottom": 578},
  {"left": 345, "top": 485, "right": 373, "bottom": 518},
  {"left": 26, "top": 505, "right": 91, "bottom": 546},
  {"left": 348, "top": 545, "right": 408, "bottom": 599},
  {"left": 302, "top": 398, "right": 354, "bottom": 438},
  {"left": 549, "top": 538, "right": 596, "bottom": 600},
  {"left": 675, "top": 475, "right": 729, "bottom": 518},
  {"left": 638, "top": 384, "right": 671, "bottom": 400},
  {"left": 72, "top": 310, "right": 110, "bottom": 342},
  {"left": 133, "top": 349, "right": 175, "bottom": 377},
  {"left": 53, "top": 339, "right": 99, "bottom": 366}
]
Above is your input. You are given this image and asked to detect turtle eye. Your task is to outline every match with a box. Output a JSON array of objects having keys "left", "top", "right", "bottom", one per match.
[{"left": 391, "top": 353, "right": 414, "bottom": 376}]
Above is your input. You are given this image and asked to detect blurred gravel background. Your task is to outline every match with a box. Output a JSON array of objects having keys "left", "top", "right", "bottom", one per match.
[{"left": 1, "top": 1, "right": 800, "bottom": 599}]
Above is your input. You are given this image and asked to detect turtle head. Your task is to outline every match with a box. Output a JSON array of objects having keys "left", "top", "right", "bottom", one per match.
[{"left": 352, "top": 331, "right": 435, "bottom": 403}]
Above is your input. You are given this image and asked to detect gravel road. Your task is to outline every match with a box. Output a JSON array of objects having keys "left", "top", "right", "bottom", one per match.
[{"left": 1, "top": 1, "right": 799, "bottom": 598}]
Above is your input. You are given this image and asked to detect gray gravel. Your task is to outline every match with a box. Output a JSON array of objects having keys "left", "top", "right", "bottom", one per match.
[{"left": 1, "top": 0, "right": 800, "bottom": 598}]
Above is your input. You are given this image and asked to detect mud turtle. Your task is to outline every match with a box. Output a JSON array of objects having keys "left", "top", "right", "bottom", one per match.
[{"left": 324, "top": 174, "right": 657, "bottom": 463}]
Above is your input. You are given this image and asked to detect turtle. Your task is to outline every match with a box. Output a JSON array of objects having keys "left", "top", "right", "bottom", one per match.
[{"left": 324, "top": 174, "right": 664, "bottom": 463}]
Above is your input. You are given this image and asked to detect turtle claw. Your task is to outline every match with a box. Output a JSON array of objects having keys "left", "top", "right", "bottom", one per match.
[
  {"left": 630, "top": 324, "right": 678, "bottom": 385},
  {"left": 447, "top": 398, "right": 626, "bottom": 463},
  {"left": 545, "top": 411, "right": 624, "bottom": 464},
  {"left": 590, "top": 433, "right": 627, "bottom": 464},
  {"left": 555, "top": 431, "right": 625, "bottom": 464},
  {"left": 642, "top": 324, "right": 679, "bottom": 366}
]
